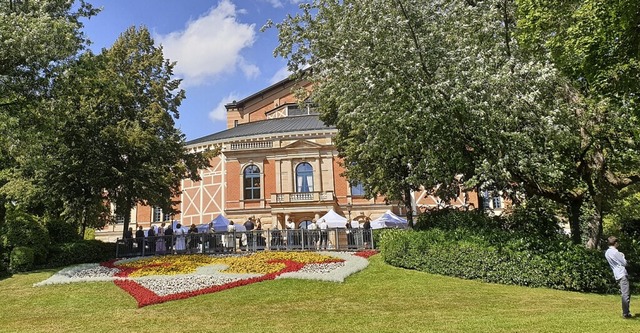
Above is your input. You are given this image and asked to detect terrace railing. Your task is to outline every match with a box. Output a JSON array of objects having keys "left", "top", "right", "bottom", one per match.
[{"left": 115, "top": 228, "right": 376, "bottom": 258}]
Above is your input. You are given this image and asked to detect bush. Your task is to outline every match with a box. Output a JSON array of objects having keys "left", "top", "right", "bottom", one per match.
[
  {"left": 0, "top": 249, "right": 9, "bottom": 278},
  {"left": 45, "top": 215, "right": 80, "bottom": 244},
  {"left": 414, "top": 208, "right": 502, "bottom": 231},
  {"left": 46, "top": 240, "right": 116, "bottom": 268},
  {"left": 505, "top": 197, "right": 563, "bottom": 238},
  {"left": 10, "top": 246, "right": 35, "bottom": 272},
  {"left": 83, "top": 228, "right": 96, "bottom": 240},
  {"left": 2, "top": 206, "right": 50, "bottom": 265},
  {"left": 378, "top": 229, "right": 617, "bottom": 294}
]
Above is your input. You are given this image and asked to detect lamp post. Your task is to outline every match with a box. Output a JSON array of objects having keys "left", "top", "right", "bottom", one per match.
[{"left": 346, "top": 202, "right": 352, "bottom": 223}]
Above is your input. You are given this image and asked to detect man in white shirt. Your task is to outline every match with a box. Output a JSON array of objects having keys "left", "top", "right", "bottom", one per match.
[
  {"left": 605, "top": 236, "right": 632, "bottom": 318},
  {"left": 308, "top": 219, "right": 319, "bottom": 250},
  {"left": 318, "top": 218, "right": 328, "bottom": 250}
]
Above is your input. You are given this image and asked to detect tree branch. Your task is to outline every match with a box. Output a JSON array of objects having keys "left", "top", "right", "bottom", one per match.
[{"left": 604, "top": 171, "right": 640, "bottom": 189}]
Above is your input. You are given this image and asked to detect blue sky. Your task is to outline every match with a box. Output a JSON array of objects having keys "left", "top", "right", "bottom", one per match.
[{"left": 81, "top": 0, "right": 301, "bottom": 141}]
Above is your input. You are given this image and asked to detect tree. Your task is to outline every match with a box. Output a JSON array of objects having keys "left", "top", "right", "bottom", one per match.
[
  {"left": 272, "top": 0, "right": 640, "bottom": 248},
  {"left": 516, "top": 0, "right": 640, "bottom": 247},
  {"left": 45, "top": 27, "right": 213, "bottom": 238},
  {"left": 0, "top": 0, "right": 98, "bottom": 229}
]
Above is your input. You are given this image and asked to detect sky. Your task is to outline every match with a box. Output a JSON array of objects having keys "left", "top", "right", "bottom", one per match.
[{"left": 81, "top": 0, "right": 303, "bottom": 141}]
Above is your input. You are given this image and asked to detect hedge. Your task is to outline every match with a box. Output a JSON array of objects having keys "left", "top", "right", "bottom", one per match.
[
  {"left": 378, "top": 229, "right": 618, "bottom": 294},
  {"left": 46, "top": 240, "right": 117, "bottom": 268},
  {"left": 10, "top": 246, "right": 35, "bottom": 272}
]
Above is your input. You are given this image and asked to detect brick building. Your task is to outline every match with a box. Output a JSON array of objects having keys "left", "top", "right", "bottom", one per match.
[{"left": 126, "top": 76, "right": 482, "bottom": 230}]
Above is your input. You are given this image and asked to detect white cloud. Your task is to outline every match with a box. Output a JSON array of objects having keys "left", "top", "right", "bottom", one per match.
[
  {"left": 239, "top": 58, "right": 260, "bottom": 79},
  {"left": 266, "top": 0, "right": 284, "bottom": 8},
  {"left": 269, "top": 65, "right": 292, "bottom": 84},
  {"left": 156, "top": 0, "right": 257, "bottom": 86},
  {"left": 209, "top": 93, "right": 240, "bottom": 122},
  {"left": 265, "top": 0, "right": 304, "bottom": 8}
]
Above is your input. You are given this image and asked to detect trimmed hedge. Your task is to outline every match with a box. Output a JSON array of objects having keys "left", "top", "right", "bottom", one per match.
[
  {"left": 379, "top": 229, "right": 617, "bottom": 294},
  {"left": 46, "top": 240, "right": 117, "bottom": 268},
  {"left": 10, "top": 246, "right": 35, "bottom": 272}
]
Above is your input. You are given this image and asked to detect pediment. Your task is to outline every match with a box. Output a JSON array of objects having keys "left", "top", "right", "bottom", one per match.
[{"left": 282, "top": 139, "right": 323, "bottom": 149}]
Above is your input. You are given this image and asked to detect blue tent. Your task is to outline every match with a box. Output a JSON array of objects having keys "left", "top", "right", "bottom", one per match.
[
  {"left": 195, "top": 224, "right": 211, "bottom": 233},
  {"left": 210, "top": 214, "right": 231, "bottom": 232}
]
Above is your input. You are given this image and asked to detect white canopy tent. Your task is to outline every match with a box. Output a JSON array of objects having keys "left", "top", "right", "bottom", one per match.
[
  {"left": 318, "top": 209, "right": 348, "bottom": 228},
  {"left": 371, "top": 210, "right": 408, "bottom": 229}
]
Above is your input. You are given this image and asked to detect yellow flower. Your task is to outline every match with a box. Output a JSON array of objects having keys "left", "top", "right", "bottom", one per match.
[{"left": 119, "top": 252, "right": 339, "bottom": 277}]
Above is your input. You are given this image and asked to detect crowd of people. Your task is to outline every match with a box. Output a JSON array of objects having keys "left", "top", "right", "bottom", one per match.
[{"left": 122, "top": 215, "right": 373, "bottom": 256}]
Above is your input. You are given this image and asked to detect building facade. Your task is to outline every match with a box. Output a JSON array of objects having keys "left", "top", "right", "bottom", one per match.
[{"left": 130, "top": 77, "right": 479, "bottom": 230}]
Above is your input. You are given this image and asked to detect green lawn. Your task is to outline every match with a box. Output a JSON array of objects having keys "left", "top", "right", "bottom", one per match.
[{"left": 0, "top": 255, "right": 637, "bottom": 333}]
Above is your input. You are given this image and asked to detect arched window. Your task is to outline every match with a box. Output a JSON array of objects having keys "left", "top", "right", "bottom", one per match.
[
  {"left": 296, "top": 162, "right": 314, "bottom": 193},
  {"left": 244, "top": 165, "right": 261, "bottom": 200}
]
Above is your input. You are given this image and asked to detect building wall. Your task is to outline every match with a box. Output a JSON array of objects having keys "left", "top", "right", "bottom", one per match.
[
  {"left": 126, "top": 79, "right": 486, "bottom": 232},
  {"left": 178, "top": 155, "right": 225, "bottom": 226}
]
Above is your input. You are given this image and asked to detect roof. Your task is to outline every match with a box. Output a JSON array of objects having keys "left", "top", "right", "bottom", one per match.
[{"left": 186, "top": 114, "right": 335, "bottom": 146}]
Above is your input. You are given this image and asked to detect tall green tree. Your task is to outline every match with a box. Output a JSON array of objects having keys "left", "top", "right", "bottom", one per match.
[
  {"left": 272, "top": 0, "right": 640, "bottom": 248},
  {"left": 46, "top": 27, "right": 213, "bottom": 238},
  {"left": 0, "top": 0, "right": 98, "bottom": 222},
  {"left": 516, "top": 0, "right": 640, "bottom": 247}
]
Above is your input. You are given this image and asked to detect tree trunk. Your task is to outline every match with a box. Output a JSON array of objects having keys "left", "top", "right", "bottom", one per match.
[
  {"left": 586, "top": 195, "right": 604, "bottom": 250},
  {"left": 120, "top": 204, "right": 132, "bottom": 240},
  {"left": 80, "top": 206, "right": 87, "bottom": 239},
  {"left": 404, "top": 187, "right": 414, "bottom": 228},
  {"left": 567, "top": 198, "right": 582, "bottom": 245}
]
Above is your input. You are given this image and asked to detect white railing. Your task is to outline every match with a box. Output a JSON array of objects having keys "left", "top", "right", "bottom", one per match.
[
  {"left": 270, "top": 191, "right": 335, "bottom": 204},
  {"left": 229, "top": 141, "right": 273, "bottom": 150},
  {"left": 291, "top": 193, "right": 314, "bottom": 202}
]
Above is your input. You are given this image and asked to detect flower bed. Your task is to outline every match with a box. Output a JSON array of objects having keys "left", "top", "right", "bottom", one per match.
[{"left": 35, "top": 250, "right": 378, "bottom": 307}]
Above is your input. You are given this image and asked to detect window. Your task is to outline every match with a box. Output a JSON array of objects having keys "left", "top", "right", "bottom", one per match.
[
  {"left": 482, "top": 190, "right": 502, "bottom": 209},
  {"left": 153, "top": 207, "right": 163, "bottom": 222},
  {"left": 234, "top": 120, "right": 239, "bottom": 127},
  {"left": 351, "top": 182, "right": 365, "bottom": 196},
  {"left": 492, "top": 196, "right": 502, "bottom": 209},
  {"left": 244, "top": 165, "right": 261, "bottom": 200},
  {"left": 296, "top": 162, "right": 314, "bottom": 193},
  {"left": 482, "top": 190, "right": 491, "bottom": 209}
]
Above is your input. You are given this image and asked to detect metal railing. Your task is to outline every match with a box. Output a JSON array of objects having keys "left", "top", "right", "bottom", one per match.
[
  {"left": 271, "top": 191, "right": 335, "bottom": 204},
  {"left": 115, "top": 228, "right": 375, "bottom": 258}
]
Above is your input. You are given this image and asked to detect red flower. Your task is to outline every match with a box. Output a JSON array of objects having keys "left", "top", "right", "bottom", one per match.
[
  {"left": 114, "top": 260, "right": 305, "bottom": 307},
  {"left": 354, "top": 250, "right": 378, "bottom": 258}
]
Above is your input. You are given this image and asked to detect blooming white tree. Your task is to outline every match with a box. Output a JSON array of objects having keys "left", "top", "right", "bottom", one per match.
[{"left": 271, "top": 0, "right": 640, "bottom": 248}]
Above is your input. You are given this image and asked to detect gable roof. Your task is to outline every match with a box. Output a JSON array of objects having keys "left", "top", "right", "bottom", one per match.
[{"left": 186, "top": 114, "right": 335, "bottom": 146}]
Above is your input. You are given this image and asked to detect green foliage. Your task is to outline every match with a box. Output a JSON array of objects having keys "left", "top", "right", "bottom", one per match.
[
  {"left": 504, "top": 197, "right": 563, "bottom": 238},
  {"left": 415, "top": 202, "right": 562, "bottom": 239},
  {"left": 9, "top": 246, "right": 34, "bottom": 272},
  {"left": 272, "top": 0, "right": 640, "bottom": 249},
  {"left": 414, "top": 209, "right": 503, "bottom": 231},
  {"left": 44, "top": 27, "right": 212, "bottom": 237},
  {"left": 1, "top": 205, "right": 49, "bottom": 265},
  {"left": 379, "top": 227, "right": 617, "bottom": 294},
  {"left": 45, "top": 215, "right": 80, "bottom": 244},
  {"left": 83, "top": 228, "right": 96, "bottom": 240},
  {"left": 0, "top": 248, "right": 8, "bottom": 278},
  {"left": 46, "top": 240, "right": 116, "bottom": 268}
]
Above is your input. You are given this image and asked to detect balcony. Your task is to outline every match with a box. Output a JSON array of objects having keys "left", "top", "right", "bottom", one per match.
[{"left": 271, "top": 191, "right": 335, "bottom": 205}]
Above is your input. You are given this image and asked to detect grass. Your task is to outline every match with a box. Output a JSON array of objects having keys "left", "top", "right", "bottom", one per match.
[{"left": 0, "top": 255, "right": 638, "bottom": 333}]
